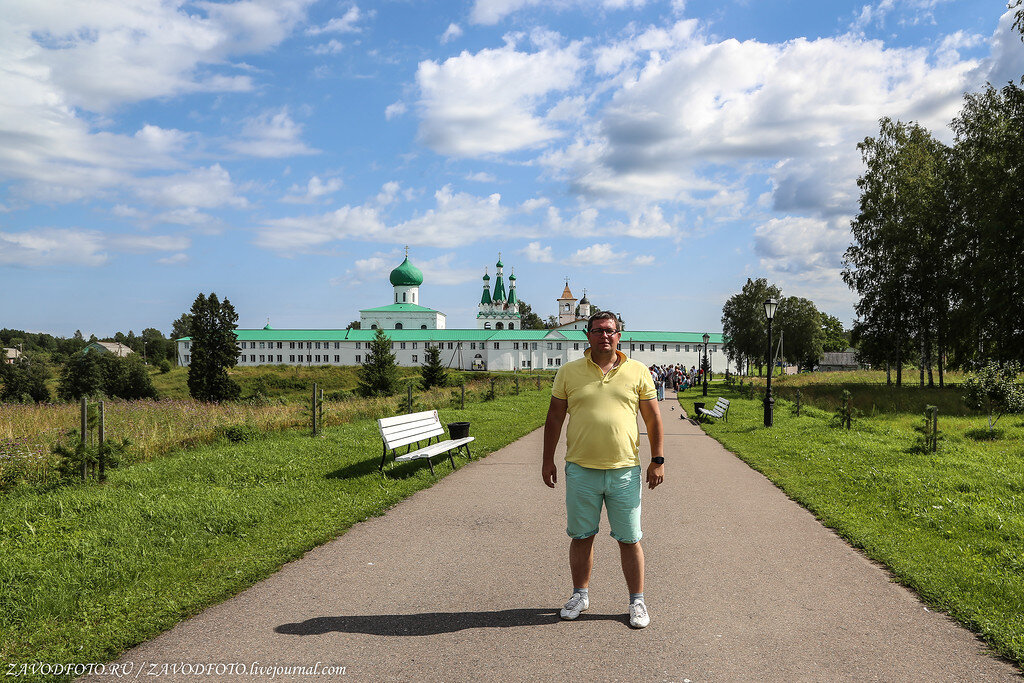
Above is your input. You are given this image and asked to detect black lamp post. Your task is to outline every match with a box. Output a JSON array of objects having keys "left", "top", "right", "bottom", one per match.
[
  {"left": 763, "top": 297, "right": 778, "bottom": 427},
  {"left": 702, "top": 332, "right": 710, "bottom": 397}
]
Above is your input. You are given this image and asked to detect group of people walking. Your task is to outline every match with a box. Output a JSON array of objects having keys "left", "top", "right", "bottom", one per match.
[{"left": 648, "top": 364, "right": 707, "bottom": 400}]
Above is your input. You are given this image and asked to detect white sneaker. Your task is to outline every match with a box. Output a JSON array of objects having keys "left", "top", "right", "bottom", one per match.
[
  {"left": 560, "top": 592, "right": 589, "bottom": 620},
  {"left": 629, "top": 600, "right": 650, "bottom": 628}
]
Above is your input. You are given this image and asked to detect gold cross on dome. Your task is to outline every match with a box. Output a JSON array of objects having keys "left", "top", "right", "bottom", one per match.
[{"left": 404, "top": 245, "right": 409, "bottom": 258}]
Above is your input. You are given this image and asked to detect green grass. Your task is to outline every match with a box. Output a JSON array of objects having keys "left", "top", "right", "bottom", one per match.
[
  {"left": 0, "top": 390, "right": 551, "bottom": 680},
  {"left": 739, "top": 370, "right": 972, "bottom": 415},
  {"left": 692, "top": 384, "right": 1024, "bottom": 668},
  {"left": 150, "top": 364, "right": 556, "bottom": 402}
]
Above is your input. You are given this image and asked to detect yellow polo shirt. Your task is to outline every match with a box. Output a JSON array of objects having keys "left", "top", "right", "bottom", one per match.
[{"left": 552, "top": 349, "right": 657, "bottom": 470}]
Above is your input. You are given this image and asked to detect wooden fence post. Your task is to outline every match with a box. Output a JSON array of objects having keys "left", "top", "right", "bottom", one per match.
[
  {"left": 80, "top": 397, "right": 88, "bottom": 481},
  {"left": 98, "top": 401, "right": 106, "bottom": 483},
  {"left": 407, "top": 383, "right": 413, "bottom": 414},
  {"left": 312, "top": 382, "right": 318, "bottom": 435}
]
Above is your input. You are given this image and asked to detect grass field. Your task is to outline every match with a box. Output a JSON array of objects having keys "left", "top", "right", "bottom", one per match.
[
  {"left": 1, "top": 370, "right": 552, "bottom": 490},
  {"left": 0, "top": 389, "right": 551, "bottom": 681},
  {"left": 740, "top": 369, "right": 972, "bottom": 415},
  {"left": 692, "top": 383, "right": 1024, "bottom": 667}
]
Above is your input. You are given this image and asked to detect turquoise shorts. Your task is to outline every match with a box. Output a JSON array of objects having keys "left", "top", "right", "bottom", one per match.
[{"left": 565, "top": 462, "right": 642, "bottom": 544}]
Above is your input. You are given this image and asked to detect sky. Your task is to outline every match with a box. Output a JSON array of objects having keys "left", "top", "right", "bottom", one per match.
[{"left": 1, "top": 0, "right": 1022, "bottom": 338}]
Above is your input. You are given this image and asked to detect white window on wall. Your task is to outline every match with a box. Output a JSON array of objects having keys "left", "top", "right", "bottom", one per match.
[
  {"left": 514, "top": 342, "right": 519, "bottom": 350},
  {"left": 494, "top": 342, "right": 499, "bottom": 349},
  {"left": 676, "top": 345, "right": 680, "bottom": 352},
  {"left": 556, "top": 358, "right": 561, "bottom": 366},
  {"left": 547, "top": 358, "right": 553, "bottom": 366},
  {"left": 356, "top": 342, "right": 361, "bottom": 349},
  {"left": 277, "top": 355, "right": 282, "bottom": 362},
  {"left": 185, "top": 355, "right": 190, "bottom": 363},
  {"left": 412, "top": 355, "right": 418, "bottom": 363},
  {"left": 547, "top": 343, "right": 552, "bottom": 350},
  {"left": 574, "top": 343, "right": 579, "bottom": 350},
  {"left": 290, "top": 342, "right": 295, "bottom": 349},
  {"left": 685, "top": 345, "right": 690, "bottom": 352},
  {"left": 356, "top": 355, "right": 361, "bottom": 363},
  {"left": 532, "top": 342, "right": 538, "bottom": 350},
  {"left": 556, "top": 343, "right": 562, "bottom": 350},
  {"left": 289, "top": 355, "right": 295, "bottom": 362},
  {"left": 259, "top": 355, "right": 265, "bottom": 362},
  {"left": 250, "top": 355, "right": 255, "bottom": 362},
  {"left": 412, "top": 342, "right": 418, "bottom": 349},
  {"left": 400, "top": 342, "right": 406, "bottom": 349},
  {"left": 334, "top": 355, "right": 340, "bottom": 362},
  {"left": 713, "top": 345, "right": 718, "bottom": 353},
  {"left": 663, "top": 345, "right": 668, "bottom": 352}
]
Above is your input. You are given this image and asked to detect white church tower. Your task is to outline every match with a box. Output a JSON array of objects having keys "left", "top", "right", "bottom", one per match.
[{"left": 557, "top": 279, "right": 578, "bottom": 326}]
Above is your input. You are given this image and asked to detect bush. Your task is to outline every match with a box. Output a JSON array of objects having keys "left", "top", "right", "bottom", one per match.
[
  {"left": 157, "top": 359, "right": 172, "bottom": 374},
  {"left": 220, "top": 424, "right": 262, "bottom": 443},
  {"left": 963, "top": 362, "right": 1024, "bottom": 433}
]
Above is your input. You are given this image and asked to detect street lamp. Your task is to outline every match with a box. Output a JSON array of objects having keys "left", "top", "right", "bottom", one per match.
[
  {"left": 702, "top": 332, "right": 710, "bottom": 397},
  {"left": 764, "top": 297, "right": 778, "bottom": 427}
]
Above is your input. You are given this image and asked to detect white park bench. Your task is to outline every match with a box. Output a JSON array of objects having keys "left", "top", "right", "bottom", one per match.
[
  {"left": 697, "top": 398, "right": 730, "bottom": 423},
  {"left": 377, "top": 410, "right": 475, "bottom": 475}
]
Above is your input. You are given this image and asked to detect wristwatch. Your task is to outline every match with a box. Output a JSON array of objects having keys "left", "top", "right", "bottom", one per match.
[{"left": 652, "top": 456, "right": 665, "bottom": 465}]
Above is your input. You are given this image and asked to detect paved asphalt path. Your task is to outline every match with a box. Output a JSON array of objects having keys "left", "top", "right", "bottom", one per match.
[{"left": 85, "top": 392, "right": 1021, "bottom": 682}]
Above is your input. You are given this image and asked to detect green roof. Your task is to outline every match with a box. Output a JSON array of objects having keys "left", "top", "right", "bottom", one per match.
[
  {"left": 389, "top": 257, "right": 423, "bottom": 286},
  {"left": 359, "top": 303, "right": 441, "bottom": 313},
  {"left": 176, "top": 328, "right": 724, "bottom": 344}
]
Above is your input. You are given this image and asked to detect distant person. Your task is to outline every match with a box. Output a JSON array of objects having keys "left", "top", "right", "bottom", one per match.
[{"left": 542, "top": 311, "right": 665, "bottom": 628}]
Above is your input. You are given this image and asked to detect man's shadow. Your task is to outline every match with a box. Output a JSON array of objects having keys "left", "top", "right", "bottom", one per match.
[{"left": 276, "top": 608, "right": 627, "bottom": 637}]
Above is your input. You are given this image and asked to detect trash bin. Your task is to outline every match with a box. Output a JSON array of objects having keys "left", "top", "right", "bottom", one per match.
[
  {"left": 448, "top": 422, "right": 470, "bottom": 439},
  {"left": 693, "top": 402, "right": 705, "bottom": 417}
]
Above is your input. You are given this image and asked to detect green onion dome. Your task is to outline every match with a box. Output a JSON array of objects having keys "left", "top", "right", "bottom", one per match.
[{"left": 389, "top": 257, "right": 424, "bottom": 286}]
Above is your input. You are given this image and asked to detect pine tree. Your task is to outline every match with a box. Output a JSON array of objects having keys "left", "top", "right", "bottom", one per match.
[
  {"left": 420, "top": 344, "right": 448, "bottom": 389},
  {"left": 186, "top": 292, "right": 241, "bottom": 402},
  {"left": 357, "top": 328, "right": 399, "bottom": 397}
]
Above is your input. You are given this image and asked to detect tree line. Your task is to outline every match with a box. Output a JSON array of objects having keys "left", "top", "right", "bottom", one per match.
[
  {"left": 843, "top": 78, "right": 1024, "bottom": 386},
  {"left": 721, "top": 278, "right": 848, "bottom": 375}
]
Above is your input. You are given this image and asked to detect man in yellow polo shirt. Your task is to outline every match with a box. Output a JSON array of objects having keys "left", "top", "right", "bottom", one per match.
[{"left": 542, "top": 310, "right": 665, "bottom": 629}]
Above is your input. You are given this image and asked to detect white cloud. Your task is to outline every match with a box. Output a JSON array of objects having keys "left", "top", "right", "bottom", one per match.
[
  {"left": 283, "top": 175, "right": 343, "bottom": 203},
  {"left": 306, "top": 6, "right": 365, "bottom": 35},
  {"left": 418, "top": 253, "right": 480, "bottom": 285},
  {"left": 107, "top": 234, "right": 191, "bottom": 253},
  {"left": 571, "top": 243, "right": 617, "bottom": 266},
  {"left": 851, "top": 0, "right": 953, "bottom": 31},
  {"left": 632, "top": 254, "right": 655, "bottom": 266},
  {"left": 441, "top": 23, "right": 463, "bottom": 44},
  {"left": 753, "top": 215, "right": 856, "bottom": 312},
  {"left": 470, "top": 0, "right": 648, "bottom": 25},
  {"left": 225, "top": 108, "right": 318, "bottom": 158},
  {"left": 544, "top": 20, "right": 986, "bottom": 223},
  {"left": 465, "top": 172, "right": 497, "bottom": 182},
  {"left": 385, "top": 101, "right": 408, "bottom": 120},
  {"left": 344, "top": 254, "right": 393, "bottom": 285},
  {"left": 312, "top": 39, "right": 345, "bottom": 55},
  {"left": 521, "top": 241, "right": 554, "bottom": 262},
  {"left": 257, "top": 185, "right": 535, "bottom": 253},
  {"left": 134, "top": 165, "right": 248, "bottom": 209},
  {"left": 415, "top": 39, "right": 584, "bottom": 156},
  {"left": 0, "top": 1, "right": 312, "bottom": 205},
  {"left": 0, "top": 228, "right": 108, "bottom": 267},
  {"left": 157, "top": 253, "right": 189, "bottom": 266}
]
